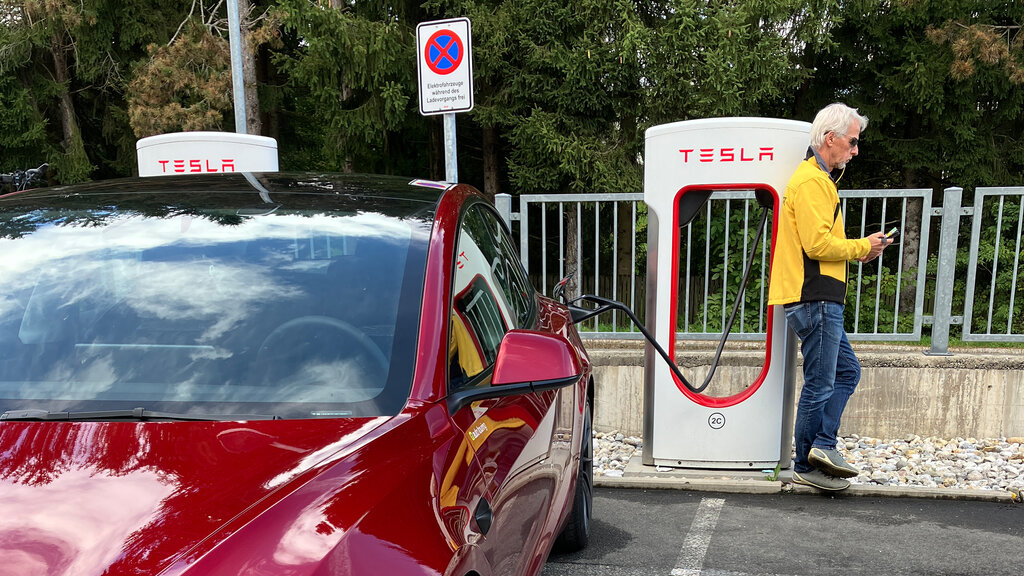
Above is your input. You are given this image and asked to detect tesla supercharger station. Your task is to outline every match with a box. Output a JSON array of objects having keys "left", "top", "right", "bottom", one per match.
[
  {"left": 642, "top": 118, "right": 810, "bottom": 470},
  {"left": 136, "top": 132, "right": 278, "bottom": 177}
]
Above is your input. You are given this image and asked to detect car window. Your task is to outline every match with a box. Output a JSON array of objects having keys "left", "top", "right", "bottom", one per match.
[
  {"left": 448, "top": 203, "right": 536, "bottom": 389},
  {"left": 491, "top": 211, "right": 536, "bottom": 328},
  {"left": 0, "top": 205, "right": 430, "bottom": 419}
]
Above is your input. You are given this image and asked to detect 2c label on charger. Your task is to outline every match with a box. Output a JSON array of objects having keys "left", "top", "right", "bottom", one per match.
[{"left": 708, "top": 412, "right": 726, "bottom": 430}]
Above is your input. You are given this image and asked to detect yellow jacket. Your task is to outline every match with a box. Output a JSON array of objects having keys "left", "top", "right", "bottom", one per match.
[{"left": 768, "top": 156, "right": 871, "bottom": 305}]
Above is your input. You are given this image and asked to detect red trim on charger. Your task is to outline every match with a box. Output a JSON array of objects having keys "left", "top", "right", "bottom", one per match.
[{"left": 668, "top": 183, "right": 781, "bottom": 408}]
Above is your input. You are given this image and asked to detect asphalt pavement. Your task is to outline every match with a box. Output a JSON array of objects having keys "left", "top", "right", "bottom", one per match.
[{"left": 543, "top": 486, "right": 1023, "bottom": 576}]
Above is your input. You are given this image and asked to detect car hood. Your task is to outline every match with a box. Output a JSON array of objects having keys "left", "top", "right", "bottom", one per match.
[{"left": 0, "top": 417, "right": 390, "bottom": 575}]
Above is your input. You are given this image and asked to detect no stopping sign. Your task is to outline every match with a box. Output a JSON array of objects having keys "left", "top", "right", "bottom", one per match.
[{"left": 416, "top": 18, "right": 474, "bottom": 115}]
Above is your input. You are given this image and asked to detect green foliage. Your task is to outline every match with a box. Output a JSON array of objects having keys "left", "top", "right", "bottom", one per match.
[
  {"left": 2, "top": 0, "right": 1023, "bottom": 346},
  {"left": 646, "top": 0, "right": 842, "bottom": 123},
  {"left": 448, "top": 0, "right": 648, "bottom": 196},
  {"left": 269, "top": 0, "right": 426, "bottom": 173},
  {"left": 4, "top": 0, "right": 1020, "bottom": 191},
  {"left": 0, "top": 0, "right": 190, "bottom": 181},
  {"left": 802, "top": 0, "right": 1024, "bottom": 190},
  {"left": 0, "top": 74, "right": 52, "bottom": 172},
  {"left": 127, "top": 19, "right": 232, "bottom": 137},
  {"left": 845, "top": 264, "right": 916, "bottom": 335}
]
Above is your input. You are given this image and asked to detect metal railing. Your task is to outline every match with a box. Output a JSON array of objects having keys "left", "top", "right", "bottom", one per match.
[
  {"left": 961, "top": 187, "right": 1024, "bottom": 346},
  {"left": 496, "top": 186, "right": 1024, "bottom": 354}
]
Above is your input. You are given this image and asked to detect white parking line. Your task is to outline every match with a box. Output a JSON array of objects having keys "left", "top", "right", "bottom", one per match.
[
  {"left": 694, "top": 572, "right": 792, "bottom": 576},
  {"left": 669, "top": 497, "right": 798, "bottom": 576},
  {"left": 671, "top": 497, "right": 724, "bottom": 576}
]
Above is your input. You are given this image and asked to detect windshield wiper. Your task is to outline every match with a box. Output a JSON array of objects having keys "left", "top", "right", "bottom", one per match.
[{"left": 0, "top": 407, "right": 279, "bottom": 422}]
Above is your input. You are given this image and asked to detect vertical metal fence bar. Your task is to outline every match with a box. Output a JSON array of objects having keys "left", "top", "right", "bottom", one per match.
[
  {"left": 741, "top": 199, "right": 750, "bottom": 331},
  {"left": 540, "top": 202, "right": 548, "bottom": 296},
  {"left": 914, "top": 191, "right": 933, "bottom": 341},
  {"left": 558, "top": 202, "right": 565, "bottom": 283},
  {"left": 986, "top": 197, "right": 1005, "bottom": 334},
  {"left": 575, "top": 201, "right": 582, "bottom": 308},
  {"left": 574, "top": 202, "right": 584, "bottom": 324},
  {"left": 494, "top": 193, "right": 511, "bottom": 227},
  {"left": 631, "top": 201, "right": 638, "bottom": 333},
  {"left": 893, "top": 198, "right": 908, "bottom": 332},
  {"left": 721, "top": 199, "right": 731, "bottom": 332},
  {"left": 930, "top": 187, "right": 963, "bottom": 355},
  {"left": 519, "top": 197, "right": 530, "bottom": 275},
  {"left": 612, "top": 202, "right": 619, "bottom": 329},
  {"left": 703, "top": 206, "right": 711, "bottom": 332},
  {"left": 962, "top": 190, "right": 983, "bottom": 343},
  {"left": 853, "top": 197, "right": 865, "bottom": 331},
  {"left": 685, "top": 216, "right": 693, "bottom": 333},
  {"left": 1009, "top": 199, "right": 1024, "bottom": 334},
  {"left": 759, "top": 215, "right": 768, "bottom": 333},
  {"left": 593, "top": 202, "right": 600, "bottom": 331},
  {"left": 873, "top": 197, "right": 888, "bottom": 333}
]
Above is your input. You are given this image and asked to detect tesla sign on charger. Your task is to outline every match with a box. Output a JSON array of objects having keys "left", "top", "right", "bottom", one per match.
[
  {"left": 417, "top": 17, "right": 473, "bottom": 182},
  {"left": 643, "top": 118, "right": 810, "bottom": 469},
  {"left": 136, "top": 132, "right": 278, "bottom": 177}
]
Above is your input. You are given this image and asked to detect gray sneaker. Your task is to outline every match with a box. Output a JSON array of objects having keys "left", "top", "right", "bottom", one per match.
[
  {"left": 809, "top": 447, "right": 859, "bottom": 478},
  {"left": 792, "top": 469, "right": 851, "bottom": 491}
]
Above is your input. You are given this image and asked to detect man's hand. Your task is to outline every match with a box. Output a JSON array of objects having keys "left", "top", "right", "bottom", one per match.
[{"left": 858, "top": 231, "right": 891, "bottom": 262}]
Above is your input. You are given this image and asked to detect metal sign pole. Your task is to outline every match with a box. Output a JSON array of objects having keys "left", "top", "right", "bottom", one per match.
[
  {"left": 444, "top": 113, "right": 458, "bottom": 182},
  {"left": 227, "top": 0, "right": 247, "bottom": 135},
  {"left": 416, "top": 17, "right": 473, "bottom": 183}
]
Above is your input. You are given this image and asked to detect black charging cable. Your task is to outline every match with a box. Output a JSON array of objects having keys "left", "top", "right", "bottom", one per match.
[{"left": 564, "top": 194, "right": 772, "bottom": 395}]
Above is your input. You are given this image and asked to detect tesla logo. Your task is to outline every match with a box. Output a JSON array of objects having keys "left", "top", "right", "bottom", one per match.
[
  {"left": 155, "top": 158, "right": 236, "bottom": 173},
  {"left": 679, "top": 147, "right": 774, "bottom": 163},
  {"left": 708, "top": 412, "right": 726, "bottom": 430}
]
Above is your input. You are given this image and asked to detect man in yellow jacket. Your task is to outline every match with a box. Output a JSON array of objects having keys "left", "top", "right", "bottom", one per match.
[{"left": 769, "top": 103, "right": 891, "bottom": 491}]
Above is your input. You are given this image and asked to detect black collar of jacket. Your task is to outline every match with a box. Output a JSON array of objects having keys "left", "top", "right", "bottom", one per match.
[{"left": 805, "top": 146, "right": 839, "bottom": 183}]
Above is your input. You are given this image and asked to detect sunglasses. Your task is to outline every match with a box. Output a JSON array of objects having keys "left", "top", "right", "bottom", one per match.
[{"left": 829, "top": 131, "right": 859, "bottom": 148}]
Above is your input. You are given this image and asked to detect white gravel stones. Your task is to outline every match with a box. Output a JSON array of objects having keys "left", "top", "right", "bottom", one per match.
[
  {"left": 594, "top": 431, "right": 642, "bottom": 478},
  {"left": 594, "top": 430, "right": 1024, "bottom": 495},
  {"left": 842, "top": 434, "right": 1024, "bottom": 493}
]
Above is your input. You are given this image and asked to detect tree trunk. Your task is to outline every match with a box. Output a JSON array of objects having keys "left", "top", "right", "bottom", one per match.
[
  {"left": 565, "top": 208, "right": 580, "bottom": 301},
  {"left": 51, "top": 30, "right": 90, "bottom": 182},
  {"left": 900, "top": 167, "right": 923, "bottom": 316},
  {"left": 240, "top": 0, "right": 262, "bottom": 135},
  {"left": 263, "top": 47, "right": 280, "bottom": 142},
  {"left": 616, "top": 201, "right": 635, "bottom": 305},
  {"left": 429, "top": 119, "right": 443, "bottom": 181},
  {"left": 51, "top": 32, "right": 77, "bottom": 151},
  {"left": 327, "top": 0, "right": 354, "bottom": 171},
  {"left": 482, "top": 125, "right": 499, "bottom": 202}
]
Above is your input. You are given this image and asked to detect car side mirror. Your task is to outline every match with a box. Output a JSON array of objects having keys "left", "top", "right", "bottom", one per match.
[
  {"left": 491, "top": 330, "right": 582, "bottom": 386},
  {"left": 446, "top": 330, "right": 582, "bottom": 413}
]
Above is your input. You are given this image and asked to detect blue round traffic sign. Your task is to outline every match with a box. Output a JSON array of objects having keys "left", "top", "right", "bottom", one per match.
[{"left": 424, "top": 29, "right": 464, "bottom": 75}]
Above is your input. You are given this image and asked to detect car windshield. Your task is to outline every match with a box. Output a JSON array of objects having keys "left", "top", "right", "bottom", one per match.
[{"left": 0, "top": 180, "right": 432, "bottom": 419}]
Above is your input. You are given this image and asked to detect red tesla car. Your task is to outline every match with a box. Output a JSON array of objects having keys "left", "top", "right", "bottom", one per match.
[{"left": 0, "top": 173, "right": 593, "bottom": 575}]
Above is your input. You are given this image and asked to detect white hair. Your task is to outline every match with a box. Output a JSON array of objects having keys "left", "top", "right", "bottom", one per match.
[{"left": 809, "top": 103, "right": 869, "bottom": 149}]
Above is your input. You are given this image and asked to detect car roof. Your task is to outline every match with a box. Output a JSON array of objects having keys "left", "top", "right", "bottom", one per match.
[{"left": 0, "top": 172, "right": 447, "bottom": 219}]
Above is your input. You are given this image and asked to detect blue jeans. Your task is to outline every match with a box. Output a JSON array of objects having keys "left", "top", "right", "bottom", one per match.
[{"left": 785, "top": 301, "right": 861, "bottom": 474}]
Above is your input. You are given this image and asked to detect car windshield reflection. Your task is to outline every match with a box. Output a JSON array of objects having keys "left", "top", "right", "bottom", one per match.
[{"left": 0, "top": 206, "right": 429, "bottom": 419}]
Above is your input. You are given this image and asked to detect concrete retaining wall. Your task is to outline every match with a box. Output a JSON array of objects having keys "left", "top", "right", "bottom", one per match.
[{"left": 587, "top": 341, "right": 1024, "bottom": 440}]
